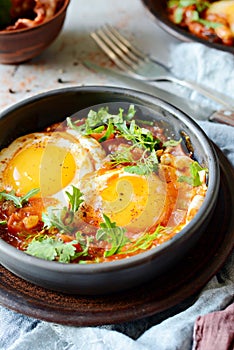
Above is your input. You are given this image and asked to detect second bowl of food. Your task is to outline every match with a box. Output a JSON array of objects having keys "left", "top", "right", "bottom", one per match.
[{"left": 0, "top": 86, "right": 220, "bottom": 295}]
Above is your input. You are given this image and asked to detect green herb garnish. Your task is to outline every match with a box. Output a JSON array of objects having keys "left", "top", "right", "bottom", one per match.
[
  {"left": 67, "top": 104, "right": 136, "bottom": 137},
  {"left": 96, "top": 214, "right": 129, "bottom": 257},
  {"left": 119, "top": 225, "right": 166, "bottom": 255},
  {"left": 26, "top": 232, "right": 92, "bottom": 263},
  {"left": 163, "top": 138, "right": 182, "bottom": 147},
  {"left": 115, "top": 119, "right": 161, "bottom": 152},
  {"left": 178, "top": 161, "right": 208, "bottom": 186},
  {"left": 0, "top": 188, "right": 40, "bottom": 208},
  {"left": 26, "top": 237, "right": 77, "bottom": 262},
  {"left": 42, "top": 207, "right": 74, "bottom": 233},
  {"left": 42, "top": 186, "right": 84, "bottom": 233},
  {"left": 0, "top": 220, "right": 7, "bottom": 225},
  {"left": 65, "top": 186, "right": 84, "bottom": 213}
]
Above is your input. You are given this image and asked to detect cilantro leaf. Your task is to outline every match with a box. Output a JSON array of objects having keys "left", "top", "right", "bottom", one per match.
[{"left": 26, "top": 237, "right": 78, "bottom": 263}]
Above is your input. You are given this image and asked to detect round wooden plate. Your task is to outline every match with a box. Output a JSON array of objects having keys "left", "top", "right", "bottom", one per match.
[{"left": 0, "top": 146, "right": 233, "bottom": 326}]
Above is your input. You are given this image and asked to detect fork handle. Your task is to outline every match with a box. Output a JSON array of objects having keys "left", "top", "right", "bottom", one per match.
[{"left": 150, "top": 75, "right": 234, "bottom": 110}]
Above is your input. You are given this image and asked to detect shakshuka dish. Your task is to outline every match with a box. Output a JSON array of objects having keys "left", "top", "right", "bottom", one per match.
[
  {"left": 167, "top": 0, "right": 234, "bottom": 46},
  {"left": 0, "top": 104, "right": 208, "bottom": 263}
]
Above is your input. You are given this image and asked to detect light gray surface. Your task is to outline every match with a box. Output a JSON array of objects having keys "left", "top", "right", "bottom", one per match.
[{"left": 0, "top": 0, "right": 234, "bottom": 349}]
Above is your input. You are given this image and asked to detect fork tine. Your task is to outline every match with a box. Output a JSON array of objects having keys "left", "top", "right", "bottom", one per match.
[
  {"left": 102, "top": 24, "right": 142, "bottom": 64},
  {"left": 90, "top": 31, "right": 133, "bottom": 72},
  {"left": 95, "top": 28, "right": 139, "bottom": 70},
  {"left": 104, "top": 24, "right": 148, "bottom": 61}
]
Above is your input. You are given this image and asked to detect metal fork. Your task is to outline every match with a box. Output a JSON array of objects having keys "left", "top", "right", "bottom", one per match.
[{"left": 90, "top": 24, "right": 234, "bottom": 109}]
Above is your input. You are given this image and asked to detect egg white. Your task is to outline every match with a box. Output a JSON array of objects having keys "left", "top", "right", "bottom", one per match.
[
  {"left": 0, "top": 130, "right": 105, "bottom": 210},
  {"left": 79, "top": 167, "right": 167, "bottom": 231}
]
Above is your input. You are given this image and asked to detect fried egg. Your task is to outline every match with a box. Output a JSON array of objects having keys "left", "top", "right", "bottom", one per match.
[
  {"left": 0, "top": 130, "right": 105, "bottom": 209},
  {"left": 79, "top": 168, "right": 169, "bottom": 232}
]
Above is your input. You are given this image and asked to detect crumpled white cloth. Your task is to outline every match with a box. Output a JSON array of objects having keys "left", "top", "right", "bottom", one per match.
[
  {"left": 170, "top": 42, "right": 234, "bottom": 111},
  {"left": 0, "top": 43, "right": 234, "bottom": 350}
]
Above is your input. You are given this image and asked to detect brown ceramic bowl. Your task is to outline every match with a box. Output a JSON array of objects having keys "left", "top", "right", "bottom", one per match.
[
  {"left": 0, "top": 86, "right": 220, "bottom": 295},
  {"left": 0, "top": 0, "right": 70, "bottom": 64}
]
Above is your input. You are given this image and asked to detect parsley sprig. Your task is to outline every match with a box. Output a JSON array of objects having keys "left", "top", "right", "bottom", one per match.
[
  {"left": 26, "top": 237, "right": 78, "bottom": 263},
  {"left": 25, "top": 232, "right": 92, "bottom": 263}
]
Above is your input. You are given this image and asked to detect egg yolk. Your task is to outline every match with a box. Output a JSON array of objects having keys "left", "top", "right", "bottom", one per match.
[
  {"left": 100, "top": 174, "right": 167, "bottom": 230},
  {"left": 3, "top": 143, "right": 76, "bottom": 197}
]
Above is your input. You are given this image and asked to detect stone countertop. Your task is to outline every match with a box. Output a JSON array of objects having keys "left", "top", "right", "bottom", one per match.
[{"left": 0, "top": 0, "right": 179, "bottom": 112}]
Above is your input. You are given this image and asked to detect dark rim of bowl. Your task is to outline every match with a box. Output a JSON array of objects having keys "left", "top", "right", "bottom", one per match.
[
  {"left": 0, "top": 85, "right": 220, "bottom": 273},
  {"left": 0, "top": 0, "right": 70, "bottom": 35}
]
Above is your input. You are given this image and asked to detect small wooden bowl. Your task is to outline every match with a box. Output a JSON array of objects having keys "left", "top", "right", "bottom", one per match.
[{"left": 0, "top": 0, "right": 70, "bottom": 64}]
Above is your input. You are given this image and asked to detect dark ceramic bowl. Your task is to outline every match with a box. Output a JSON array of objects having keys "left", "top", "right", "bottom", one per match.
[
  {"left": 0, "top": 86, "right": 220, "bottom": 295},
  {"left": 0, "top": 0, "right": 70, "bottom": 64}
]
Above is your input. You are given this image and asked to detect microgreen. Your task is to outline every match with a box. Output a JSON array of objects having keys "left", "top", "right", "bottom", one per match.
[
  {"left": 42, "top": 207, "right": 74, "bottom": 233},
  {"left": 96, "top": 214, "right": 129, "bottom": 257},
  {"left": 115, "top": 120, "right": 161, "bottom": 152},
  {"left": 109, "top": 145, "right": 159, "bottom": 175},
  {"left": 0, "top": 188, "right": 40, "bottom": 208},
  {"left": 119, "top": 225, "right": 166, "bottom": 255},
  {"left": 65, "top": 186, "right": 84, "bottom": 213},
  {"left": 124, "top": 149, "right": 159, "bottom": 175}
]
